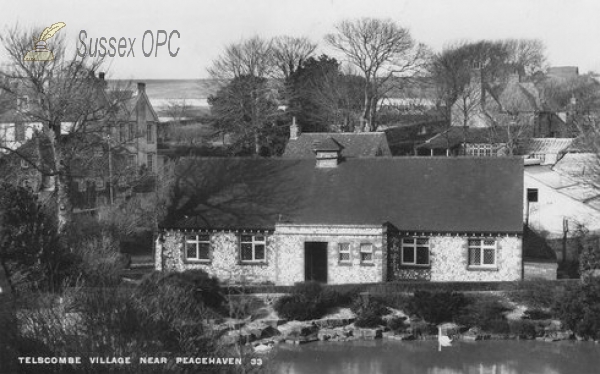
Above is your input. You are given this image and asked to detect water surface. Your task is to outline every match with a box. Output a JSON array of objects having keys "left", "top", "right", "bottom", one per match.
[{"left": 273, "top": 340, "right": 600, "bottom": 374}]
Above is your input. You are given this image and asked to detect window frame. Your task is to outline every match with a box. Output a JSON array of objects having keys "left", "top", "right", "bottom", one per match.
[
  {"left": 467, "top": 238, "right": 497, "bottom": 269},
  {"left": 527, "top": 188, "right": 538, "bottom": 202},
  {"left": 184, "top": 233, "right": 211, "bottom": 263},
  {"left": 359, "top": 243, "right": 374, "bottom": 265},
  {"left": 338, "top": 242, "right": 351, "bottom": 264},
  {"left": 147, "top": 123, "right": 154, "bottom": 144},
  {"left": 239, "top": 234, "right": 267, "bottom": 264},
  {"left": 401, "top": 237, "right": 430, "bottom": 267},
  {"left": 147, "top": 153, "right": 155, "bottom": 174}
]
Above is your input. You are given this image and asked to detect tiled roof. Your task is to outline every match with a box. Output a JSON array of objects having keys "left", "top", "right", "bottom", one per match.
[
  {"left": 522, "top": 138, "right": 574, "bottom": 155},
  {"left": 282, "top": 132, "right": 391, "bottom": 158},
  {"left": 162, "top": 157, "right": 524, "bottom": 234},
  {"left": 313, "top": 137, "right": 343, "bottom": 152},
  {"left": 418, "top": 127, "right": 510, "bottom": 150},
  {"left": 492, "top": 81, "right": 540, "bottom": 112}
]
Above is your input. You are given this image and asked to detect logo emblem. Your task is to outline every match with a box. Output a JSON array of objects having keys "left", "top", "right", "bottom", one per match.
[{"left": 24, "top": 22, "right": 66, "bottom": 61}]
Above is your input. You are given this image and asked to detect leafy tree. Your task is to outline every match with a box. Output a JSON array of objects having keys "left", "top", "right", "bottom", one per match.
[
  {"left": 554, "top": 278, "right": 600, "bottom": 340},
  {"left": 325, "top": 18, "right": 428, "bottom": 131},
  {"left": 208, "top": 74, "right": 283, "bottom": 155},
  {"left": 0, "top": 183, "right": 75, "bottom": 293},
  {"left": 0, "top": 25, "right": 133, "bottom": 233},
  {"left": 286, "top": 55, "right": 364, "bottom": 132}
]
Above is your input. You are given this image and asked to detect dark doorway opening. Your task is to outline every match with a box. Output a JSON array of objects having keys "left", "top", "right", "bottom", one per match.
[{"left": 304, "top": 242, "right": 328, "bottom": 283}]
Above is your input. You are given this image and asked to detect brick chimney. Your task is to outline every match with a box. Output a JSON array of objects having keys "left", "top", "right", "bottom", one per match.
[
  {"left": 99, "top": 72, "right": 105, "bottom": 80},
  {"left": 290, "top": 116, "right": 300, "bottom": 140},
  {"left": 137, "top": 82, "right": 146, "bottom": 95},
  {"left": 313, "top": 137, "right": 343, "bottom": 168}
]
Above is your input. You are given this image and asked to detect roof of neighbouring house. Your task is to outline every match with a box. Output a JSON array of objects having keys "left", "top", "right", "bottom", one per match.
[
  {"left": 162, "top": 157, "right": 524, "bottom": 234},
  {"left": 521, "top": 138, "right": 574, "bottom": 155},
  {"left": 418, "top": 126, "right": 510, "bottom": 150},
  {"left": 492, "top": 80, "right": 541, "bottom": 112},
  {"left": 282, "top": 132, "right": 392, "bottom": 158}
]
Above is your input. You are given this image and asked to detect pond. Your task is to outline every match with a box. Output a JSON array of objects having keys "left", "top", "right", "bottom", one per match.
[{"left": 273, "top": 340, "right": 600, "bottom": 374}]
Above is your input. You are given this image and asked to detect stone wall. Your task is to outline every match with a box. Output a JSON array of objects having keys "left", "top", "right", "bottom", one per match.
[
  {"left": 157, "top": 230, "right": 277, "bottom": 284},
  {"left": 391, "top": 235, "right": 522, "bottom": 282},
  {"left": 157, "top": 224, "right": 386, "bottom": 286},
  {"left": 274, "top": 224, "right": 386, "bottom": 285},
  {"left": 524, "top": 261, "right": 558, "bottom": 280}
]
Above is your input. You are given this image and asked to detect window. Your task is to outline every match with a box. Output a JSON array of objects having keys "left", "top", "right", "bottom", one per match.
[
  {"left": 401, "top": 237, "right": 430, "bottom": 266},
  {"left": 527, "top": 188, "right": 538, "bottom": 202},
  {"left": 17, "top": 96, "right": 28, "bottom": 111},
  {"left": 15, "top": 122, "right": 25, "bottom": 142},
  {"left": 467, "top": 143, "right": 494, "bottom": 157},
  {"left": 127, "top": 154, "right": 137, "bottom": 169},
  {"left": 119, "top": 124, "right": 127, "bottom": 143},
  {"left": 468, "top": 239, "right": 497, "bottom": 267},
  {"left": 147, "top": 123, "right": 154, "bottom": 143},
  {"left": 360, "top": 243, "right": 373, "bottom": 264},
  {"left": 95, "top": 177, "right": 104, "bottom": 190},
  {"left": 338, "top": 243, "right": 350, "bottom": 263},
  {"left": 185, "top": 233, "right": 211, "bottom": 262},
  {"left": 240, "top": 234, "right": 266, "bottom": 262},
  {"left": 128, "top": 123, "right": 135, "bottom": 141},
  {"left": 147, "top": 153, "right": 155, "bottom": 174},
  {"left": 93, "top": 146, "right": 103, "bottom": 158}
]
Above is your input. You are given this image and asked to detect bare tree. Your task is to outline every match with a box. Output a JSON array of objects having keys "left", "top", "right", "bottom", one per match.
[
  {"left": 207, "top": 36, "right": 275, "bottom": 79},
  {"left": 0, "top": 25, "right": 131, "bottom": 233},
  {"left": 325, "top": 18, "right": 427, "bottom": 131},
  {"left": 271, "top": 35, "right": 317, "bottom": 79}
]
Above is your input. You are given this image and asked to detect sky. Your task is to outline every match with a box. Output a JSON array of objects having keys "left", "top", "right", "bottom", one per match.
[{"left": 1, "top": 0, "right": 600, "bottom": 80}]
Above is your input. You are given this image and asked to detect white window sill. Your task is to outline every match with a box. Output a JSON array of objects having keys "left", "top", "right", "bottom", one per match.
[{"left": 467, "top": 265, "right": 498, "bottom": 271}]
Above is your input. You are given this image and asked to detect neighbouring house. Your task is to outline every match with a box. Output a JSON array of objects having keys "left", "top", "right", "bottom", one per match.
[
  {"left": 417, "top": 126, "right": 511, "bottom": 157},
  {"left": 381, "top": 120, "right": 448, "bottom": 156},
  {"left": 524, "top": 153, "right": 600, "bottom": 266},
  {"left": 0, "top": 76, "right": 159, "bottom": 210},
  {"left": 451, "top": 70, "right": 540, "bottom": 131},
  {"left": 156, "top": 147, "right": 524, "bottom": 285},
  {"left": 520, "top": 138, "right": 574, "bottom": 165},
  {"left": 282, "top": 120, "right": 392, "bottom": 158}
]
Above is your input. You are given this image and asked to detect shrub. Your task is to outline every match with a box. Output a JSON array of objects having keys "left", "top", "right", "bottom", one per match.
[
  {"left": 553, "top": 278, "right": 600, "bottom": 340},
  {"left": 274, "top": 281, "right": 349, "bottom": 321},
  {"left": 455, "top": 295, "right": 512, "bottom": 333},
  {"left": 523, "top": 308, "right": 553, "bottom": 320},
  {"left": 508, "top": 280, "right": 563, "bottom": 309},
  {"left": 387, "top": 316, "right": 408, "bottom": 332},
  {"left": 509, "top": 320, "right": 539, "bottom": 339},
  {"left": 354, "top": 309, "right": 384, "bottom": 328},
  {"left": 351, "top": 295, "right": 388, "bottom": 316},
  {"left": 405, "top": 291, "right": 469, "bottom": 324}
]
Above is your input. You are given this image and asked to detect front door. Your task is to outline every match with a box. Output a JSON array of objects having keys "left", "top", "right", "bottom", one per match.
[{"left": 304, "top": 242, "right": 328, "bottom": 283}]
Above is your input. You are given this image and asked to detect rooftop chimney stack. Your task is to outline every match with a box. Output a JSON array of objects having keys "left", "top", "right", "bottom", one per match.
[
  {"left": 137, "top": 82, "right": 146, "bottom": 95},
  {"left": 290, "top": 116, "right": 299, "bottom": 140},
  {"left": 99, "top": 72, "right": 105, "bottom": 80}
]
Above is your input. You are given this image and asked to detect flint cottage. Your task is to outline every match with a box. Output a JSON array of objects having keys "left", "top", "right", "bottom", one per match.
[{"left": 156, "top": 141, "right": 524, "bottom": 285}]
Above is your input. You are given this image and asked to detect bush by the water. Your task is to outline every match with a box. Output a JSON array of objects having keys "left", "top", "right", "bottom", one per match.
[
  {"left": 405, "top": 291, "right": 469, "bottom": 324},
  {"left": 553, "top": 278, "right": 600, "bottom": 340},
  {"left": 455, "top": 295, "right": 512, "bottom": 333},
  {"left": 523, "top": 308, "right": 553, "bottom": 320},
  {"left": 352, "top": 296, "right": 389, "bottom": 328},
  {"left": 274, "top": 281, "right": 354, "bottom": 321},
  {"left": 508, "top": 320, "right": 541, "bottom": 339},
  {"left": 508, "top": 280, "right": 563, "bottom": 309}
]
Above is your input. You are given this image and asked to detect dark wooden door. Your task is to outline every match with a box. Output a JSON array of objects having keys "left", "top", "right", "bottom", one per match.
[{"left": 305, "top": 242, "right": 328, "bottom": 283}]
